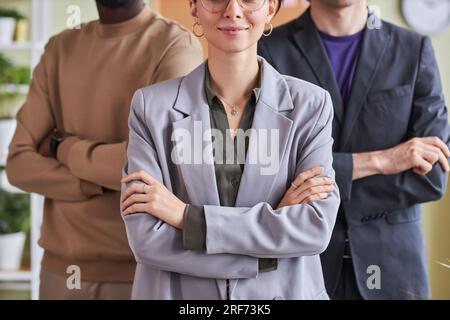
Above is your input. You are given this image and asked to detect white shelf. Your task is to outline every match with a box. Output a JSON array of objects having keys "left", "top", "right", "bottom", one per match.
[
  {"left": 0, "top": 84, "right": 30, "bottom": 94},
  {"left": 0, "top": 270, "right": 32, "bottom": 281},
  {"left": 0, "top": 0, "right": 51, "bottom": 300},
  {"left": 0, "top": 281, "right": 30, "bottom": 291},
  {"left": 0, "top": 41, "right": 45, "bottom": 51}
]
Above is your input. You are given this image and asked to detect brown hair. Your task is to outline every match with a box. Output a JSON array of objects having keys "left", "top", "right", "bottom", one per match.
[{"left": 276, "top": 0, "right": 283, "bottom": 13}]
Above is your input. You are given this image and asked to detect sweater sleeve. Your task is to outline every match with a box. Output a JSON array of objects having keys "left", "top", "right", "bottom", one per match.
[
  {"left": 56, "top": 137, "right": 127, "bottom": 192},
  {"left": 6, "top": 38, "right": 103, "bottom": 201},
  {"left": 54, "top": 32, "right": 204, "bottom": 192}
]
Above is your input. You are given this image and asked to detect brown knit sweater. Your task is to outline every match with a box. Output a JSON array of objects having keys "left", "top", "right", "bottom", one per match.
[{"left": 6, "top": 5, "right": 203, "bottom": 282}]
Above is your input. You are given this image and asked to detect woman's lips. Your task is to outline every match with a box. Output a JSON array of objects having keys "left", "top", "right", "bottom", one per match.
[{"left": 218, "top": 26, "right": 249, "bottom": 36}]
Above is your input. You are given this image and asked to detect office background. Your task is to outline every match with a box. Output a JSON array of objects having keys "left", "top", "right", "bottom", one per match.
[{"left": 0, "top": 0, "right": 448, "bottom": 299}]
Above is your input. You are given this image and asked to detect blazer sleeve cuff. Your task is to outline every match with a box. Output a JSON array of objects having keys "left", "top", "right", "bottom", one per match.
[
  {"left": 332, "top": 152, "right": 353, "bottom": 202},
  {"left": 182, "top": 204, "right": 207, "bottom": 251}
]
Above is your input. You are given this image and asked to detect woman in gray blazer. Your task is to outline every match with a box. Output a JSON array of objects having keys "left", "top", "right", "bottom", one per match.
[{"left": 120, "top": 0, "right": 340, "bottom": 300}]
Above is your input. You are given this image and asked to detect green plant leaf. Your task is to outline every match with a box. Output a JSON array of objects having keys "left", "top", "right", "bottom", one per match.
[
  {"left": 0, "top": 8, "right": 26, "bottom": 20},
  {"left": 0, "top": 188, "right": 30, "bottom": 234}
]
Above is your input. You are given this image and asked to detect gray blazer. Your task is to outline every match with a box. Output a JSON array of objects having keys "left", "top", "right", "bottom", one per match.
[{"left": 122, "top": 58, "right": 340, "bottom": 300}]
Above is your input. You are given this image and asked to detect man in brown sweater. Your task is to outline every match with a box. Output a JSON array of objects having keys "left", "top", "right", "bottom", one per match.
[{"left": 6, "top": 0, "right": 203, "bottom": 299}]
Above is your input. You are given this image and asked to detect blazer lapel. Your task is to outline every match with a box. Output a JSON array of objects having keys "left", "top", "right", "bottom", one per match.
[
  {"left": 340, "top": 15, "right": 391, "bottom": 149},
  {"left": 234, "top": 59, "right": 294, "bottom": 207},
  {"left": 172, "top": 63, "right": 221, "bottom": 207},
  {"left": 172, "top": 71, "right": 225, "bottom": 297},
  {"left": 291, "top": 9, "right": 344, "bottom": 128}
]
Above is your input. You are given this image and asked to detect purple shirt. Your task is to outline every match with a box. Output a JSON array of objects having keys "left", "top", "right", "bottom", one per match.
[{"left": 319, "top": 30, "right": 364, "bottom": 106}]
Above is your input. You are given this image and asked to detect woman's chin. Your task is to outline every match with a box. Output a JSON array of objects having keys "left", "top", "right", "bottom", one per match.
[{"left": 209, "top": 41, "right": 257, "bottom": 55}]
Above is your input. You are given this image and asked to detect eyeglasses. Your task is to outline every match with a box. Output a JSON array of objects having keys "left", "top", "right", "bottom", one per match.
[{"left": 199, "top": 0, "right": 267, "bottom": 13}]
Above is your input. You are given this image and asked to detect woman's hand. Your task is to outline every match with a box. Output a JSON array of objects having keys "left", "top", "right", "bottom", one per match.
[
  {"left": 277, "top": 167, "right": 335, "bottom": 209},
  {"left": 121, "top": 171, "right": 187, "bottom": 230}
]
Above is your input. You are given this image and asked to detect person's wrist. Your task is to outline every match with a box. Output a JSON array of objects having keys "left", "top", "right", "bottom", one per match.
[
  {"left": 175, "top": 202, "right": 187, "bottom": 229},
  {"left": 50, "top": 132, "right": 73, "bottom": 158},
  {"left": 56, "top": 136, "right": 78, "bottom": 165},
  {"left": 353, "top": 151, "right": 384, "bottom": 180},
  {"left": 370, "top": 150, "right": 385, "bottom": 175}
]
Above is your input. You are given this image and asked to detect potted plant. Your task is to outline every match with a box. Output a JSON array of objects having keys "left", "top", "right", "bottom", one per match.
[
  {"left": 0, "top": 8, "right": 25, "bottom": 45},
  {"left": 0, "top": 186, "right": 30, "bottom": 271},
  {"left": 0, "top": 53, "right": 30, "bottom": 164}
]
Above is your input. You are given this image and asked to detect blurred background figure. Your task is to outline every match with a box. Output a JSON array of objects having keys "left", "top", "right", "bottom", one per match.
[
  {"left": 258, "top": 0, "right": 450, "bottom": 299},
  {"left": 4, "top": 0, "right": 202, "bottom": 299}
]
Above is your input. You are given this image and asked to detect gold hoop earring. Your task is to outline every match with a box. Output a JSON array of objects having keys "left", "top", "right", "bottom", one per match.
[
  {"left": 262, "top": 23, "right": 273, "bottom": 37},
  {"left": 192, "top": 22, "right": 204, "bottom": 38}
]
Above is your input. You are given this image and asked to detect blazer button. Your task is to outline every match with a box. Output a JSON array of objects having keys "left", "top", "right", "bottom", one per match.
[{"left": 273, "top": 296, "right": 284, "bottom": 300}]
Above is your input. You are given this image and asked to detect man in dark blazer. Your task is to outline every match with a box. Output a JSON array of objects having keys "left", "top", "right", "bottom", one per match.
[{"left": 258, "top": 0, "right": 450, "bottom": 299}]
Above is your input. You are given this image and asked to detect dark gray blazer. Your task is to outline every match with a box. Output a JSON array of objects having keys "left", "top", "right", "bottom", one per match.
[
  {"left": 122, "top": 58, "right": 340, "bottom": 299},
  {"left": 258, "top": 10, "right": 450, "bottom": 299}
]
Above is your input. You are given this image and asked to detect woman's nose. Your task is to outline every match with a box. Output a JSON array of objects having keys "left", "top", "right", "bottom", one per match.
[{"left": 223, "top": 0, "right": 244, "bottom": 19}]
